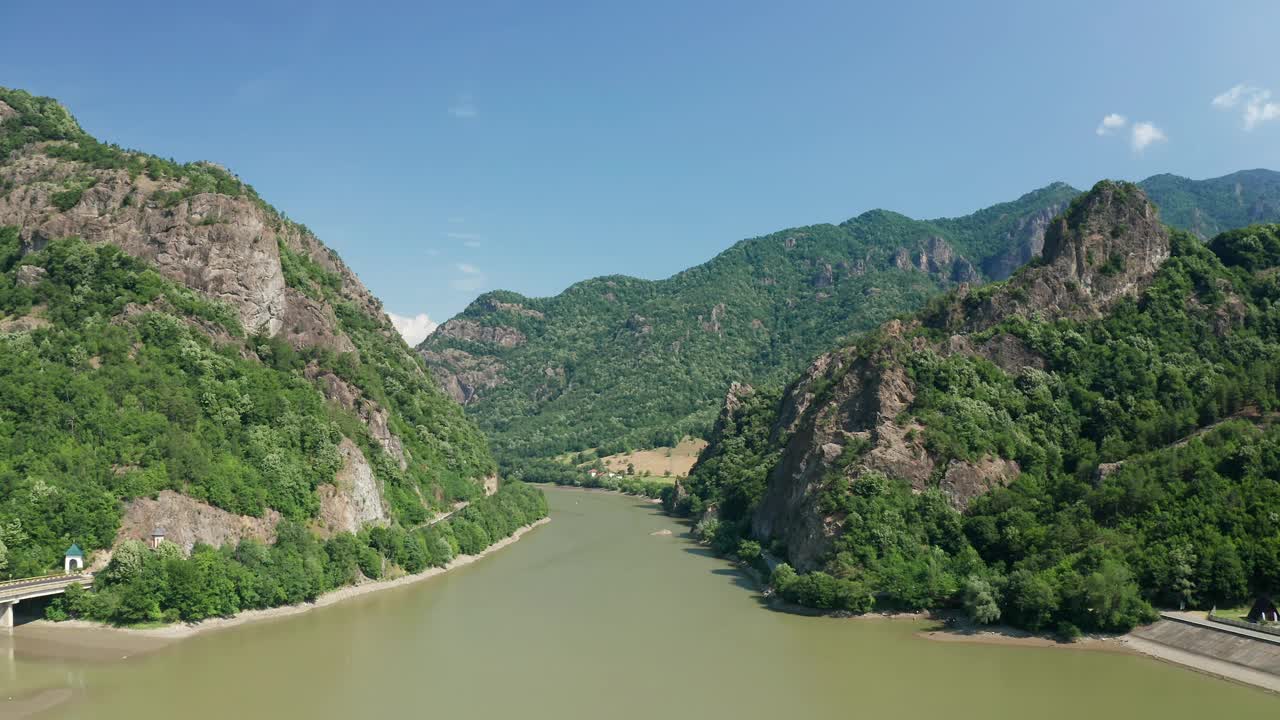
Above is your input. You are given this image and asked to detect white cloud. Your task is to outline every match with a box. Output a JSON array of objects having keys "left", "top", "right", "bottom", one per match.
[
  {"left": 448, "top": 96, "right": 477, "bottom": 119},
  {"left": 388, "top": 312, "right": 438, "bottom": 346},
  {"left": 1245, "top": 96, "right": 1280, "bottom": 130},
  {"left": 1212, "top": 84, "right": 1254, "bottom": 108},
  {"left": 447, "top": 231, "right": 484, "bottom": 247},
  {"left": 1213, "top": 84, "right": 1280, "bottom": 130},
  {"left": 453, "top": 263, "right": 486, "bottom": 292},
  {"left": 1131, "top": 121, "right": 1167, "bottom": 152},
  {"left": 1095, "top": 113, "right": 1127, "bottom": 135}
]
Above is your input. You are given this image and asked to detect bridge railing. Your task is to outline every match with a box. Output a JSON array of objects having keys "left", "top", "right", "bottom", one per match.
[{"left": 0, "top": 572, "right": 88, "bottom": 589}]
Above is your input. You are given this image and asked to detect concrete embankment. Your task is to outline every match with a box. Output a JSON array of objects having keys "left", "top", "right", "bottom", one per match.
[{"left": 1125, "top": 613, "right": 1280, "bottom": 693}]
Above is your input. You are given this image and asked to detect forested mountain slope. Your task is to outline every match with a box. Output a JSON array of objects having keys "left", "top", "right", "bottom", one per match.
[
  {"left": 0, "top": 88, "right": 513, "bottom": 609},
  {"left": 673, "top": 182, "right": 1280, "bottom": 635},
  {"left": 422, "top": 171, "right": 1280, "bottom": 462}
]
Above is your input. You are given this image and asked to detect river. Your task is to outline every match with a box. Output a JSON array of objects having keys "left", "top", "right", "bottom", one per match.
[{"left": 3, "top": 488, "right": 1277, "bottom": 718}]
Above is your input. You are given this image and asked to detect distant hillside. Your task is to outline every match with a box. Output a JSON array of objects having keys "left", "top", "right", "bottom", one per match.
[
  {"left": 1139, "top": 169, "right": 1280, "bottom": 239},
  {"left": 422, "top": 184, "right": 1079, "bottom": 460},
  {"left": 421, "top": 171, "right": 1280, "bottom": 461}
]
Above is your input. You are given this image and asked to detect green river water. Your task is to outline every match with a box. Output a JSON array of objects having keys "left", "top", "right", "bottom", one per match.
[{"left": 3, "top": 487, "right": 1277, "bottom": 718}]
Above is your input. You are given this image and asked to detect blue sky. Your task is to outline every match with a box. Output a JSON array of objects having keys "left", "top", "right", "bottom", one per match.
[{"left": 4, "top": 1, "right": 1280, "bottom": 342}]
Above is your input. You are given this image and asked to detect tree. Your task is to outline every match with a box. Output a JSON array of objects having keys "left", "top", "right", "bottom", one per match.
[
  {"left": 1007, "top": 570, "right": 1059, "bottom": 632},
  {"left": 1083, "top": 560, "right": 1154, "bottom": 632},
  {"left": 963, "top": 575, "right": 1001, "bottom": 624},
  {"left": 771, "top": 563, "right": 797, "bottom": 592},
  {"left": 99, "top": 539, "right": 148, "bottom": 586}
]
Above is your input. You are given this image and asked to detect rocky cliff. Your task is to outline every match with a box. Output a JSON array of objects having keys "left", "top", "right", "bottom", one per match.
[
  {"left": 687, "top": 182, "right": 1175, "bottom": 571},
  {"left": 0, "top": 88, "right": 495, "bottom": 565}
]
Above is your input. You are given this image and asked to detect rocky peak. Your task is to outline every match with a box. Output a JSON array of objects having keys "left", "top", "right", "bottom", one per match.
[
  {"left": 1042, "top": 181, "right": 1167, "bottom": 274},
  {"left": 955, "top": 181, "right": 1170, "bottom": 330}
]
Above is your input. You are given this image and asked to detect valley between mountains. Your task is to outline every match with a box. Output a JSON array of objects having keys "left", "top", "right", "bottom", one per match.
[{"left": 2, "top": 86, "right": 1279, "bottom": 648}]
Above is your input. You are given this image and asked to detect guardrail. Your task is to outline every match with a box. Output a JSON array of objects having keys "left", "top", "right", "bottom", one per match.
[
  {"left": 0, "top": 572, "right": 86, "bottom": 589},
  {"left": 1208, "top": 612, "right": 1280, "bottom": 638}
]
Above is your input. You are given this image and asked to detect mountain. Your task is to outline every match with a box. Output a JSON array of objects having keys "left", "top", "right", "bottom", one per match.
[
  {"left": 672, "top": 182, "right": 1280, "bottom": 635},
  {"left": 421, "top": 171, "right": 1280, "bottom": 462},
  {"left": 0, "top": 89, "right": 545, "bottom": 622},
  {"left": 1139, "top": 169, "right": 1280, "bottom": 239}
]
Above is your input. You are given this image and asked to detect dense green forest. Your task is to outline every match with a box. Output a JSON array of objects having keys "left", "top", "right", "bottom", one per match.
[
  {"left": 1138, "top": 170, "right": 1280, "bottom": 239},
  {"left": 47, "top": 481, "right": 547, "bottom": 625},
  {"left": 423, "top": 184, "right": 1079, "bottom": 460},
  {"left": 422, "top": 172, "right": 1280, "bottom": 464},
  {"left": 0, "top": 231, "right": 489, "bottom": 578},
  {"left": 0, "top": 87, "right": 498, "bottom": 585},
  {"left": 672, "top": 221, "right": 1280, "bottom": 637}
]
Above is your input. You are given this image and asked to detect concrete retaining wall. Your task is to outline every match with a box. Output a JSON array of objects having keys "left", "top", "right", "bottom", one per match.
[{"left": 1131, "top": 616, "right": 1280, "bottom": 676}]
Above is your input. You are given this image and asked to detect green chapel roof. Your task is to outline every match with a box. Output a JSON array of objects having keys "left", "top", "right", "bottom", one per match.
[{"left": 65, "top": 543, "right": 84, "bottom": 557}]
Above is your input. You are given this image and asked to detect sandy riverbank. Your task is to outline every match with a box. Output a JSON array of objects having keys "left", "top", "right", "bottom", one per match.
[
  {"left": 19, "top": 517, "right": 550, "bottom": 642},
  {"left": 825, "top": 609, "right": 1127, "bottom": 651},
  {"left": 917, "top": 623, "right": 1126, "bottom": 652}
]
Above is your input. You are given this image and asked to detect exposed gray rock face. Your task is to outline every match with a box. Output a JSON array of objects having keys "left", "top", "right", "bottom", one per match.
[
  {"left": 304, "top": 363, "right": 410, "bottom": 469},
  {"left": 945, "top": 332, "right": 1045, "bottom": 374},
  {"left": 748, "top": 321, "right": 1029, "bottom": 569},
  {"left": 980, "top": 202, "right": 1068, "bottom": 280},
  {"left": 940, "top": 183, "right": 1171, "bottom": 332},
  {"left": 0, "top": 144, "right": 384, "bottom": 340},
  {"left": 420, "top": 347, "right": 506, "bottom": 405},
  {"left": 0, "top": 147, "right": 382, "bottom": 342},
  {"left": 484, "top": 297, "right": 544, "bottom": 319},
  {"left": 890, "top": 236, "right": 978, "bottom": 286},
  {"left": 279, "top": 288, "right": 356, "bottom": 354},
  {"left": 940, "top": 457, "right": 1021, "bottom": 510},
  {"left": 316, "top": 438, "right": 389, "bottom": 536},
  {"left": 15, "top": 264, "right": 46, "bottom": 288},
  {"left": 752, "top": 322, "right": 935, "bottom": 571},
  {"left": 0, "top": 163, "right": 288, "bottom": 334},
  {"left": 435, "top": 318, "right": 526, "bottom": 347},
  {"left": 700, "top": 303, "right": 726, "bottom": 334},
  {"left": 117, "top": 490, "right": 280, "bottom": 554}
]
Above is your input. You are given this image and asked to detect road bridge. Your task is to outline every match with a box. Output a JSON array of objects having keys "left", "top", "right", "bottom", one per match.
[{"left": 0, "top": 574, "right": 94, "bottom": 629}]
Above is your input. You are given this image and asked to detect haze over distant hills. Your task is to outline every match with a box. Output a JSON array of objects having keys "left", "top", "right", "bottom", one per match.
[{"left": 420, "top": 169, "right": 1280, "bottom": 461}]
